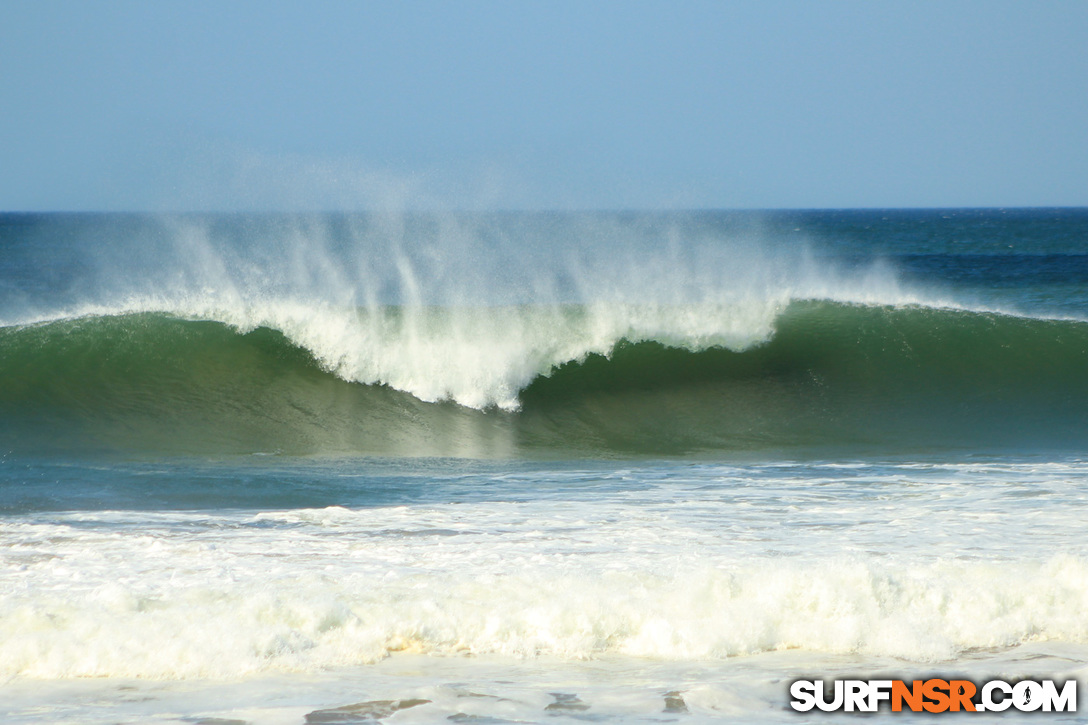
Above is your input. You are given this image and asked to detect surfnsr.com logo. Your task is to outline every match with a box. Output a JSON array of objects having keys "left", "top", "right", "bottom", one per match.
[{"left": 790, "top": 679, "right": 1077, "bottom": 713}]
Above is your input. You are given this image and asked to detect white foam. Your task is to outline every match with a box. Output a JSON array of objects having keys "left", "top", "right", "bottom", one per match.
[
  {"left": 5, "top": 461, "right": 1088, "bottom": 680},
  {"left": 4, "top": 529, "right": 1087, "bottom": 679}
]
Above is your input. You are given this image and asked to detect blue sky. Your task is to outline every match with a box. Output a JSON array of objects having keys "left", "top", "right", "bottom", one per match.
[{"left": 2, "top": 1, "right": 1086, "bottom": 210}]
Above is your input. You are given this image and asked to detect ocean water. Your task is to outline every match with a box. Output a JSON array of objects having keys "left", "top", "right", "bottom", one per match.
[{"left": 1, "top": 208, "right": 1087, "bottom": 723}]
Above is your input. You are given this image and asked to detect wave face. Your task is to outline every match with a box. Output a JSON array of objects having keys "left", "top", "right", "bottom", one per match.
[
  {"left": 2, "top": 210, "right": 1087, "bottom": 457},
  {"left": 2, "top": 302, "right": 1086, "bottom": 456}
]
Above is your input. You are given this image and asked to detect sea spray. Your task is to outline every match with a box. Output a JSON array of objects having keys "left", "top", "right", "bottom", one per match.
[{"left": 2, "top": 212, "right": 922, "bottom": 408}]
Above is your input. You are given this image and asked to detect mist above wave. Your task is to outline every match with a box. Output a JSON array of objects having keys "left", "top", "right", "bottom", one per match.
[{"left": 4, "top": 212, "right": 930, "bottom": 409}]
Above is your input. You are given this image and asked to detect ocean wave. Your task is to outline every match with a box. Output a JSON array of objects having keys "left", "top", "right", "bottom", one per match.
[{"left": 2, "top": 300, "right": 1087, "bottom": 456}]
